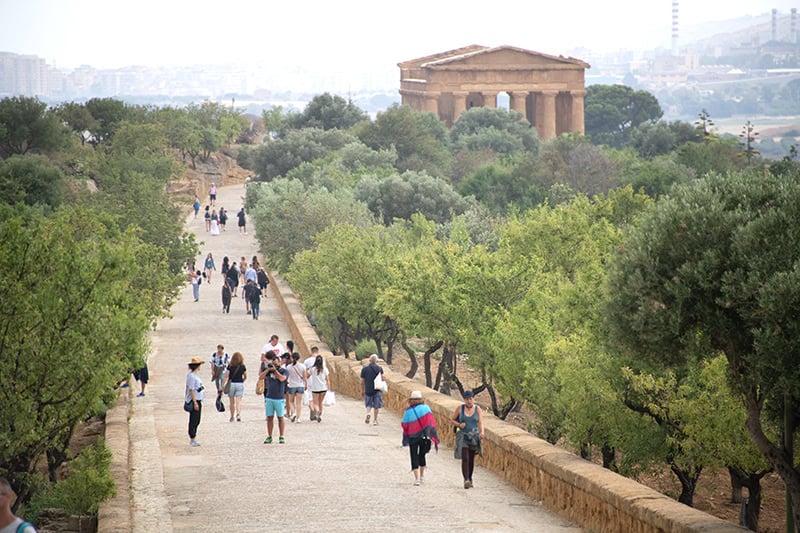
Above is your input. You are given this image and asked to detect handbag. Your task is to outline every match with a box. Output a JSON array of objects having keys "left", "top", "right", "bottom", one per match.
[
  {"left": 223, "top": 380, "right": 231, "bottom": 395},
  {"left": 422, "top": 437, "right": 432, "bottom": 453},
  {"left": 373, "top": 371, "right": 387, "bottom": 392},
  {"left": 183, "top": 400, "right": 193, "bottom": 412},
  {"left": 215, "top": 395, "right": 225, "bottom": 412},
  {"left": 255, "top": 376, "right": 265, "bottom": 395}
]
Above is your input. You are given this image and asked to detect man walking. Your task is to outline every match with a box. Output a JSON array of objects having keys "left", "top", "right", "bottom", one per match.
[
  {"left": 237, "top": 207, "right": 247, "bottom": 234},
  {"left": 261, "top": 335, "right": 285, "bottom": 363},
  {"left": 360, "top": 354, "right": 384, "bottom": 426},
  {"left": 261, "top": 355, "right": 288, "bottom": 444}
]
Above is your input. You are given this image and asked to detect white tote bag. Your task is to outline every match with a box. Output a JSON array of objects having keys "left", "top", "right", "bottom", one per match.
[
  {"left": 373, "top": 372, "right": 387, "bottom": 392},
  {"left": 303, "top": 388, "right": 312, "bottom": 405}
]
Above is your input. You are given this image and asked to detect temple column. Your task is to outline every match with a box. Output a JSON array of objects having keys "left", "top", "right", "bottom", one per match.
[
  {"left": 536, "top": 90, "right": 557, "bottom": 140},
  {"left": 424, "top": 92, "right": 440, "bottom": 117},
  {"left": 509, "top": 91, "right": 528, "bottom": 116},
  {"left": 452, "top": 91, "right": 468, "bottom": 122},
  {"left": 482, "top": 91, "right": 498, "bottom": 108},
  {"left": 570, "top": 89, "right": 586, "bottom": 135}
]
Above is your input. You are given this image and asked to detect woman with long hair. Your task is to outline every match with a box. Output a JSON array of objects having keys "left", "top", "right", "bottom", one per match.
[
  {"left": 223, "top": 352, "right": 247, "bottom": 422},
  {"left": 451, "top": 389, "right": 484, "bottom": 489},
  {"left": 402, "top": 390, "right": 440, "bottom": 486},
  {"left": 185, "top": 357, "right": 206, "bottom": 446},
  {"left": 286, "top": 352, "right": 307, "bottom": 423},
  {"left": 306, "top": 354, "right": 330, "bottom": 422},
  {"left": 203, "top": 253, "right": 215, "bottom": 284}
]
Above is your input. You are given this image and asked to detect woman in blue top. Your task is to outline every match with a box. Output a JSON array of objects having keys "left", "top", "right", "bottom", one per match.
[
  {"left": 203, "top": 253, "right": 216, "bottom": 284},
  {"left": 451, "top": 389, "right": 484, "bottom": 489}
]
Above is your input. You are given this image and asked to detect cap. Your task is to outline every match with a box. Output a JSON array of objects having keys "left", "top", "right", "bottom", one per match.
[
  {"left": 410, "top": 390, "right": 423, "bottom": 400},
  {"left": 463, "top": 390, "right": 475, "bottom": 398}
]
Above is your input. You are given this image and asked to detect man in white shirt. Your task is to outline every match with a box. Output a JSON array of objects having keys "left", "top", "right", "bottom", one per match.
[{"left": 261, "top": 335, "right": 285, "bottom": 363}]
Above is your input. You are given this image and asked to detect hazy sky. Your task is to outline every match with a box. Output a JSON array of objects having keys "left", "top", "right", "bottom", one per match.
[{"left": 0, "top": 0, "right": 795, "bottom": 71}]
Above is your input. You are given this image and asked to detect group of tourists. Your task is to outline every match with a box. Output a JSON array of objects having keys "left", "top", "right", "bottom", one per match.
[
  {"left": 185, "top": 344, "right": 484, "bottom": 489},
  {"left": 187, "top": 253, "right": 269, "bottom": 318},
  {"left": 184, "top": 336, "right": 332, "bottom": 447},
  {"left": 191, "top": 184, "right": 247, "bottom": 236}
]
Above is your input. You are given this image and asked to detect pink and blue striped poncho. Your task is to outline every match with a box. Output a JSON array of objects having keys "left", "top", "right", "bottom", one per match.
[{"left": 401, "top": 403, "right": 440, "bottom": 451}]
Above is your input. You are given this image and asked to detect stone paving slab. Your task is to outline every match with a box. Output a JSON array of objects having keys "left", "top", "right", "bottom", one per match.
[{"left": 129, "top": 184, "right": 581, "bottom": 532}]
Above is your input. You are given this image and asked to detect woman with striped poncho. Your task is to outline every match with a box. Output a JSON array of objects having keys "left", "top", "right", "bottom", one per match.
[{"left": 401, "top": 390, "right": 440, "bottom": 486}]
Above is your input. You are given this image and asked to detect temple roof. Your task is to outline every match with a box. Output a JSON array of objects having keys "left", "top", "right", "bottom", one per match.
[{"left": 399, "top": 45, "right": 589, "bottom": 70}]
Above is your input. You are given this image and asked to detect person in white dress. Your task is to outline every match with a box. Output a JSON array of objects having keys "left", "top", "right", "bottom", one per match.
[{"left": 210, "top": 209, "right": 220, "bottom": 236}]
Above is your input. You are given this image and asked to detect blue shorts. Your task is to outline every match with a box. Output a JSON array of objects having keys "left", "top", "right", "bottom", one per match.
[
  {"left": 365, "top": 391, "right": 383, "bottom": 409},
  {"left": 265, "top": 398, "right": 285, "bottom": 418},
  {"left": 287, "top": 386, "right": 304, "bottom": 395},
  {"left": 228, "top": 382, "right": 244, "bottom": 398}
]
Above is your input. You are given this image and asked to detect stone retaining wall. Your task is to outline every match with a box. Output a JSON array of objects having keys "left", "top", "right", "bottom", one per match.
[
  {"left": 97, "top": 388, "right": 132, "bottom": 533},
  {"left": 267, "top": 270, "right": 747, "bottom": 533}
]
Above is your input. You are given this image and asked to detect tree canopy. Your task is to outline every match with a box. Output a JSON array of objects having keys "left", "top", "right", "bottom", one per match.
[{"left": 584, "top": 85, "right": 663, "bottom": 148}]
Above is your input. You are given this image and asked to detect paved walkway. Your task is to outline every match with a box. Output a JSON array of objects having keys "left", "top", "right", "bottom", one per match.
[{"left": 129, "top": 184, "right": 580, "bottom": 532}]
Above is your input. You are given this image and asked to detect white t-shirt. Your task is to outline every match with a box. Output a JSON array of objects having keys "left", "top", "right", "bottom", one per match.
[
  {"left": 286, "top": 363, "right": 307, "bottom": 388},
  {"left": 307, "top": 366, "right": 329, "bottom": 392},
  {"left": 261, "top": 342, "right": 285, "bottom": 359},
  {"left": 185, "top": 372, "right": 205, "bottom": 402},
  {"left": 0, "top": 518, "right": 36, "bottom": 533}
]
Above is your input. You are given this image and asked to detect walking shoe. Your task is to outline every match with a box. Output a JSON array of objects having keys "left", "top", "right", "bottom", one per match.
[
  {"left": 190, "top": 440, "right": 201, "bottom": 447},
  {"left": 291, "top": 415, "right": 297, "bottom": 423},
  {"left": 279, "top": 436, "right": 285, "bottom": 444},
  {"left": 229, "top": 415, "right": 234, "bottom": 422},
  {"left": 373, "top": 420, "right": 379, "bottom": 426},
  {"left": 236, "top": 414, "right": 241, "bottom": 422},
  {"left": 317, "top": 413, "right": 321, "bottom": 423},
  {"left": 365, "top": 413, "right": 370, "bottom": 424},
  {"left": 136, "top": 392, "right": 145, "bottom": 397},
  {"left": 310, "top": 410, "right": 316, "bottom": 421},
  {"left": 464, "top": 480, "right": 473, "bottom": 489},
  {"left": 263, "top": 436, "right": 272, "bottom": 444},
  {"left": 414, "top": 479, "right": 420, "bottom": 486}
]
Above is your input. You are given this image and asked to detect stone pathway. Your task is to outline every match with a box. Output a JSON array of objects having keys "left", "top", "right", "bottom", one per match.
[{"left": 128, "top": 184, "right": 580, "bottom": 532}]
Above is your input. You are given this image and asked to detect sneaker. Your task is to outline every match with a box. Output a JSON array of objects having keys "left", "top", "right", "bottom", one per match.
[
  {"left": 310, "top": 410, "right": 316, "bottom": 421},
  {"left": 279, "top": 436, "right": 285, "bottom": 444},
  {"left": 230, "top": 415, "right": 234, "bottom": 422},
  {"left": 263, "top": 436, "right": 272, "bottom": 444},
  {"left": 464, "top": 480, "right": 472, "bottom": 489},
  {"left": 373, "top": 420, "right": 379, "bottom": 426},
  {"left": 365, "top": 413, "right": 371, "bottom": 424},
  {"left": 190, "top": 440, "right": 201, "bottom": 447},
  {"left": 136, "top": 392, "right": 145, "bottom": 397},
  {"left": 291, "top": 415, "right": 297, "bottom": 423},
  {"left": 121, "top": 383, "right": 130, "bottom": 388},
  {"left": 414, "top": 479, "right": 420, "bottom": 486},
  {"left": 236, "top": 414, "right": 241, "bottom": 422},
  {"left": 317, "top": 414, "right": 321, "bottom": 423}
]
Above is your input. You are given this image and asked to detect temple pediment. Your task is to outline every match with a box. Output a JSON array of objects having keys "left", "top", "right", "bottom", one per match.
[{"left": 400, "top": 45, "right": 589, "bottom": 70}]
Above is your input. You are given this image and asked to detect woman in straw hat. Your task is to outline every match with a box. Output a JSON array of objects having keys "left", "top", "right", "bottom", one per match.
[
  {"left": 186, "top": 357, "right": 206, "bottom": 447},
  {"left": 401, "top": 390, "right": 439, "bottom": 486}
]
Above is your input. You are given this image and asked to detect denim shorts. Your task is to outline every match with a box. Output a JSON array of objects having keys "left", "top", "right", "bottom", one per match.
[
  {"left": 229, "top": 382, "right": 244, "bottom": 398},
  {"left": 265, "top": 398, "right": 285, "bottom": 418},
  {"left": 287, "top": 386, "right": 304, "bottom": 395},
  {"left": 365, "top": 391, "right": 383, "bottom": 409}
]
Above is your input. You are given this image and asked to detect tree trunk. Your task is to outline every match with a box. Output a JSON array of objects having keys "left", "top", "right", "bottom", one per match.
[
  {"left": 400, "top": 332, "right": 418, "bottom": 379},
  {"left": 670, "top": 463, "right": 702, "bottom": 507},
  {"left": 740, "top": 470, "right": 768, "bottom": 532},
  {"left": 728, "top": 466, "right": 745, "bottom": 504},
  {"left": 579, "top": 444, "right": 591, "bottom": 460},
  {"left": 601, "top": 444, "right": 618, "bottom": 472},
  {"left": 422, "top": 341, "right": 442, "bottom": 389},
  {"left": 743, "top": 393, "right": 800, "bottom": 530}
]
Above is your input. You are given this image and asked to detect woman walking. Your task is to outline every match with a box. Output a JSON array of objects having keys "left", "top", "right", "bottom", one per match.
[
  {"left": 223, "top": 351, "right": 247, "bottom": 422},
  {"left": 204, "top": 205, "right": 211, "bottom": 232},
  {"left": 203, "top": 253, "right": 216, "bottom": 284},
  {"left": 286, "top": 353, "right": 307, "bottom": 422},
  {"left": 401, "top": 390, "right": 440, "bottom": 486},
  {"left": 221, "top": 256, "right": 230, "bottom": 280},
  {"left": 185, "top": 357, "right": 206, "bottom": 446},
  {"left": 210, "top": 209, "right": 220, "bottom": 236},
  {"left": 221, "top": 277, "right": 232, "bottom": 314},
  {"left": 189, "top": 269, "right": 201, "bottom": 302},
  {"left": 307, "top": 354, "right": 330, "bottom": 422},
  {"left": 451, "top": 389, "right": 484, "bottom": 489}
]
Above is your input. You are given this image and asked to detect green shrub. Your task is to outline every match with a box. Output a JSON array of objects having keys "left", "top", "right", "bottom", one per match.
[
  {"left": 354, "top": 339, "right": 377, "bottom": 361},
  {"left": 26, "top": 441, "right": 116, "bottom": 522}
]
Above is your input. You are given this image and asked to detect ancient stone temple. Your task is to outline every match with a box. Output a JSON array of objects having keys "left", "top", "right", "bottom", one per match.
[{"left": 398, "top": 45, "right": 589, "bottom": 140}]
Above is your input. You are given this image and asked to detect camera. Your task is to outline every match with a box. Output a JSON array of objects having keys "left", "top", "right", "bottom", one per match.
[{"left": 267, "top": 363, "right": 275, "bottom": 369}]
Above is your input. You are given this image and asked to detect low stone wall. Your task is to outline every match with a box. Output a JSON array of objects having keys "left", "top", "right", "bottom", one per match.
[
  {"left": 97, "top": 387, "right": 132, "bottom": 532},
  {"left": 268, "top": 270, "right": 747, "bottom": 533}
]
